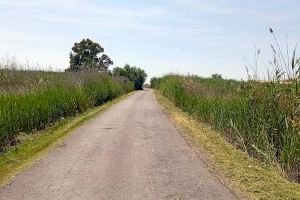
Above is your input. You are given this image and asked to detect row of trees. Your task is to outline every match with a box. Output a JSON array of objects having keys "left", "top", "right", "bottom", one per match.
[
  {"left": 67, "top": 39, "right": 147, "bottom": 90},
  {"left": 113, "top": 65, "right": 147, "bottom": 90}
]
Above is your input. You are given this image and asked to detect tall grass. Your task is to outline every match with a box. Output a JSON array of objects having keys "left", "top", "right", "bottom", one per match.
[
  {"left": 152, "top": 31, "right": 300, "bottom": 182},
  {"left": 0, "top": 70, "right": 134, "bottom": 150},
  {"left": 154, "top": 75, "right": 299, "bottom": 181}
]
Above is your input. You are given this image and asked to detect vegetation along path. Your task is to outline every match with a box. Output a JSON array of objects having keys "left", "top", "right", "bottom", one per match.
[{"left": 0, "top": 89, "right": 237, "bottom": 200}]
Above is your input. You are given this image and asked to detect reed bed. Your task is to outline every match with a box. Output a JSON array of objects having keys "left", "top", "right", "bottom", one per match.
[
  {"left": 0, "top": 70, "right": 134, "bottom": 150},
  {"left": 153, "top": 71, "right": 299, "bottom": 182}
]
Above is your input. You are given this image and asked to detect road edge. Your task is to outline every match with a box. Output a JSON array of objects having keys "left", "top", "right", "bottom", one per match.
[
  {"left": 154, "top": 90, "right": 300, "bottom": 200},
  {"left": 0, "top": 92, "right": 135, "bottom": 187}
]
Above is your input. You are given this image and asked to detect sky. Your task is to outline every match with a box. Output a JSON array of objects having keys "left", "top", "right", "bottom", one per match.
[{"left": 0, "top": 0, "right": 300, "bottom": 81}]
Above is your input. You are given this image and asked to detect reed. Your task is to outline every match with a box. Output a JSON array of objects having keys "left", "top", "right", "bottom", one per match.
[
  {"left": 154, "top": 73, "right": 299, "bottom": 181},
  {"left": 0, "top": 69, "right": 134, "bottom": 151},
  {"left": 153, "top": 29, "right": 300, "bottom": 181}
]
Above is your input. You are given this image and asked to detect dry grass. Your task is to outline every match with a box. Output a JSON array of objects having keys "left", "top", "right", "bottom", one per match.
[{"left": 155, "top": 90, "right": 300, "bottom": 200}]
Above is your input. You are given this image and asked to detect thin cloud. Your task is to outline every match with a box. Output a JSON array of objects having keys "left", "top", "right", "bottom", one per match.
[{"left": 0, "top": 0, "right": 299, "bottom": 80}]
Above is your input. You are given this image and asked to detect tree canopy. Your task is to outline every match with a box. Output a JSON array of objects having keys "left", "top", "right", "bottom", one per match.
[
  {"left": 211, "top": 73, "right": 222, "bottom": 79},
  {"left": 67, "top": 39, "right": 113, "bottom": 72},
  {"left": 112, "top": 64, "right": 147, "bottom": 90}
]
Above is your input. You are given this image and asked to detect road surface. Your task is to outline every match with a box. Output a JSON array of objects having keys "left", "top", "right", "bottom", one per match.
[{"left": 0, "top": 90, "right": 237, "bottom": 200}]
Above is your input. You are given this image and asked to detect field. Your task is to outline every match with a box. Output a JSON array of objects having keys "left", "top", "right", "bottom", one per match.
[
  {"left": 152, "top": 74, "right": 300, "bottom": 182},
  {"left": 0, "top": 69, "right": 134, "bottom": 151}
]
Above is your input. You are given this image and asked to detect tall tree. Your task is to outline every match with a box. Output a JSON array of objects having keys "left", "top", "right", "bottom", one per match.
[
  {"left": 112, "top": 64, "right": 147, "bottom": 90},
  {"left": 68, "top": 39, "right": 113, "bottom": 71}
]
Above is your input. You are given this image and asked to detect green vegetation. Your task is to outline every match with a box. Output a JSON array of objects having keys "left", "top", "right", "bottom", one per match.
[
  {"left": 68, "top": 38, "right": 113, "bottom": 72},
  {"left": 156, "top": 91, "right": 300, "bottom": 199},
  {"left": 0, "top": 70, "right": 134, "bottom": 151},
  {"left": 152, "top": 29, "right": 300, "bottom": 182},
  {"left": 153, "top": 74, "right": 299, "bottom": 181},
  {"left": 0, "top": 92, "right": 133, "bottom": 187},
  {"left": 113, "top": 64, "right": 147, "bottom": 90}
]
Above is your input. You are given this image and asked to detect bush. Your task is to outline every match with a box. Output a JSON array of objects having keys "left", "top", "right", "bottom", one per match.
[{"left": 112, "top": 64, "right": 147, "bottom": 90}]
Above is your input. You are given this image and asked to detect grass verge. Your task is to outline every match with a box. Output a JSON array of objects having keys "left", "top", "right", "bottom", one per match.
[
  {"left": 0, "top": 92, "right": 134, "bottom": 187},
  {"left": 155, "top": 90, "right": 300, "bottom": 200}
]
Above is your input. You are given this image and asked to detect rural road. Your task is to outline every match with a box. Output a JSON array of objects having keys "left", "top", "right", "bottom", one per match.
[{"left": 0, "top": 89, "right": 237, "bottom": 200}]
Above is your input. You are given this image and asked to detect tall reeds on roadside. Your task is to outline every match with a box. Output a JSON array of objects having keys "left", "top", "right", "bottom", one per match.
[
  {"left": 153, "top": 29, "right": 300, "bottom": 182},
  {"left": 0, "top": 68, "right": 134, "bottom": 151}
]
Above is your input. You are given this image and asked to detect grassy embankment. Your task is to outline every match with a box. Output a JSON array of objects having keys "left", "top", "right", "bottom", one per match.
[{"left": 0, "top": 69, "right": 134, "bottom": 186}]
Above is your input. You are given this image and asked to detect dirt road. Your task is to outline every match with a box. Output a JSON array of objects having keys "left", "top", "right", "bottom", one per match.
[{"left": 0, "top": 90, "right": 237, "bottom": 200}]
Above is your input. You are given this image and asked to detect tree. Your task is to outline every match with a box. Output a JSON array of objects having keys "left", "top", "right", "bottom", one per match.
[
  {"left": 67, "top": 39, "right": 113, "bottom": 72},
  {"left": 112, "top": 64, "right": 147, "bottom": 90},
  {"left": 211, "top": 73, "right": 222, "bottom": 79},
  {"left": 150, "top": 77, "right": 157, "bottom": 88}
]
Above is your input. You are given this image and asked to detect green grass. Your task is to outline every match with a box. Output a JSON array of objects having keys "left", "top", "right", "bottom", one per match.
[
  {"left": 155, "top": 91, "right": 300, "bottom": 200},
  {"left": 0, "top": 70, "right": 134, "bottom": 150},
  {"left": 153, "top": 75, "right": 299, "bottom": 182},
  {"left": 0, "top": 92, "right": 134, "bottom": 187}
]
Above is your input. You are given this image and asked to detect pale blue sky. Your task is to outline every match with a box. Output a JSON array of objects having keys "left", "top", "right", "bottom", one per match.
[{"left": 0, "top": 0, "right": 299, "bottom": 80}]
